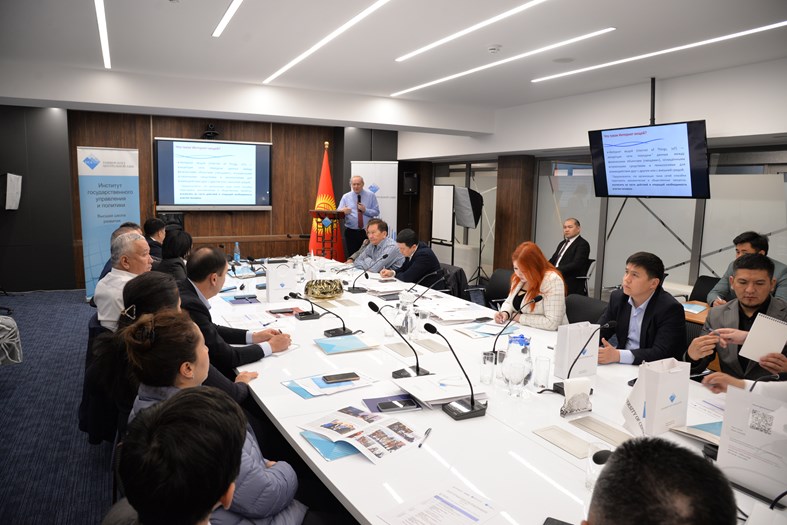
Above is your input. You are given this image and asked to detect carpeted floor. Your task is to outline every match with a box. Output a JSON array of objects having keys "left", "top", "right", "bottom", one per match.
[{"left": 0, "top": 290, "right": 111, "bottom": 525}]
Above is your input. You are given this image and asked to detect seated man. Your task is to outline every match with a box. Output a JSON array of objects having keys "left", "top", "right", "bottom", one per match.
[
  {"left": 98, "top": 222, "right": 143, "bottom": 281},
  {"left": 686, "top": 253, "right": 787, "bottom": 379},
  {"left": 94, "top": 232, "right": 152, "bottom": 331},
  {"left": 707, "top": 230, "right": 787, "bottom": 305},
  {"left": 583, "top": 437, "right": 736, "bottom": 525},
  {"left": 349, "top": 218, "right": 404, "bottom": 273},
  {"left": 548, "top": 218, "right": 591, "bottom": 296},
  {"left": 143, "top": 217, "right": 166, "bottom": 262},
  {"left": 179, "top": 246, "right": 290, "bottom": 379},
  {"left": 597, "top": 252, "right": 685, "bottom": 365},
  {"left": 379, "top": 229, "right": 442, "bottom": 287},
  {"left": 104, "top": 387, "right": 245, "bottom": 525}
]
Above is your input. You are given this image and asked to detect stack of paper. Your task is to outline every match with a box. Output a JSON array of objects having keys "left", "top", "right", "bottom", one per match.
[
  {"left": 455, "top": 321, "right": 514, "bottom": 339},
  {"left": 393, "top": 375, "right": 487, "bottom": 409},
  {"left": 365, "top": 280, "right": 411, "bottom": 296},
  {"left": 283, "top": 373, "right": 374, "bottom": 398},
  {"left": 314, "top": 334, "right": 379, "bottom": 354}
]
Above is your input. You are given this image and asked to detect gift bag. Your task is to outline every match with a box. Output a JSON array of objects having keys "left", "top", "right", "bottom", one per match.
[
  {"left": 622, "top": 357, "right": 690, "bottom": 436},
  {"left": 266, "top": 264, "right": 298, "bottom": 303},
  {"left": 554, "top": 322, "right": 599, "bottom": 380}
]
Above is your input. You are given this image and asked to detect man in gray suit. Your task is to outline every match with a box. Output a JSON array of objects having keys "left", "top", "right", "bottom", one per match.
[{"left": 687, "top": 253, "right": 787, "bottom": 380}]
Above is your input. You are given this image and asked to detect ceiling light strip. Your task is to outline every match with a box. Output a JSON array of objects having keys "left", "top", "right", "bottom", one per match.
[
  {"left": 94, "top": 0, "right": 111, "bottom": 69},
  {"left": 395, "top": 0, "right": 550, "bottom": 62},
  {"left": 263, "top": 0, "right": 392, "bottom": 85},
  {"left": 532, "top": 19, "right": 787, "bottom": 83},
  {"left": 212, "top": 0, "right": 244, "bottom": 38},
  {"left": 391, "top": 27, "right": 615, "bottom": 97}
]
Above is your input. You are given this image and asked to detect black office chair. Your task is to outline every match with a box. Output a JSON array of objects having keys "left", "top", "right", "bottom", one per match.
[
  {"left": 565, "top": 294, "right": 608, "bottom": 324},
  {"left": 575, "top": 258, "right": 596, "bottom": 296},
  {"left": 466, "top": 268, "right": 513, "bottom": 309},
  {"left": 689, "top": 275, "right": 720, "bottom": 303},
  {"left": 439, "top": 263, "right": 470, "bottom": 300}
]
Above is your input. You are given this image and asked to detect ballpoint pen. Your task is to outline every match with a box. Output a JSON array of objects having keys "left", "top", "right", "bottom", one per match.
[{"left": 418, "top": 427, "right": 432, "bottom": 448}]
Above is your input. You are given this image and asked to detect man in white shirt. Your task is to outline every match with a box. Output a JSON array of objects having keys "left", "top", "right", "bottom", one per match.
[{"left": 94, "top": 232, "right": 152, "bottom": 331}]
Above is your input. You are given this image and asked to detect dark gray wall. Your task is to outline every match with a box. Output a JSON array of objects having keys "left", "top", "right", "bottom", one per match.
[
  {"left": 333, "top": 128, "right": 397, "bottom": 193},
  {"left": 0, "top": 106, "right": 75, "bottom": 291}
]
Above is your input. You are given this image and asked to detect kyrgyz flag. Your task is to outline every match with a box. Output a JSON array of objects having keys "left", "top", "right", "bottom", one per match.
[{"left": 309, "top": 144, "right": 345, "bottom": 261}]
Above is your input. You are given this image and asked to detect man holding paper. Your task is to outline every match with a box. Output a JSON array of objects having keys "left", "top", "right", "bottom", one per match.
[{"left": 686, "top": 253, "right": 787, "bottom": 379}]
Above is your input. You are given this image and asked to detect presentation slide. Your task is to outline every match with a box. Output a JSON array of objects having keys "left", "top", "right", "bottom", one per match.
[
  {"left": 172, "top": 141, "right": 256, "bottom": 205},
  {"left": 601, "top": 123, "right": 692, "bottom": 197}
]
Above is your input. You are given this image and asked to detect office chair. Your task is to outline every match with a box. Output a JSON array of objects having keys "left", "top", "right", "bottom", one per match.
[
  {"left": 466, "top": 268, "right": 513, "bottom": 309},
  {"left": 565, "top": 294, "right": 608, "bottom": 324},
  {"left": 689, "top": 275, "right": 720, "bottom": 303}
]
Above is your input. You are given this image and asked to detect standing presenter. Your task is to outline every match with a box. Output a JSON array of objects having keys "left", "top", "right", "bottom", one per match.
[{"left": 338, "top": 176, "right": 380, "bottom": 258}]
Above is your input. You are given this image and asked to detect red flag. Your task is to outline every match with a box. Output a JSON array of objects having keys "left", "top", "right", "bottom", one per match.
[{"left": 309, "top": 144, "right": 345, "bottom": 261}]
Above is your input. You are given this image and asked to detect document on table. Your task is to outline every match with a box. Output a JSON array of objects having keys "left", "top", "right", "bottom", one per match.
[{"left": 379, "top": 485, "right": 496, "bottom": 525}]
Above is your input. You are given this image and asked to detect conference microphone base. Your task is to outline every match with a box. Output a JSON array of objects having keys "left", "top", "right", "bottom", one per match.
[
  {"left": 442, "top": 398, "right": 487, "bottom": 421},
  {"left": 346, "top": 287, "right": 367, "bottom": 294},
  {"left": 323, "top": 327, "right": 354, "bottom": 338},
  {"left": 551, "top": 382, "right": 594, "bottom": 397},
  {"left": 392, "top": 366, "right": 431, "bottom": 379},
  {"left": 295, "top": 311, "right": 321, "bottom": 321}
]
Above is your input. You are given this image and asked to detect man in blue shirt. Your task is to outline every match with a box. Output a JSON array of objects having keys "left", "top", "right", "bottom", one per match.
[
  {"left": 596, "top": 252, "right": 685, "bottom": 365},
  {"left": 350, "top": 219, "right": 403, "bottom": 273},
  {"left": 338, "top": 176, "right": 380, "bottom": 258}
]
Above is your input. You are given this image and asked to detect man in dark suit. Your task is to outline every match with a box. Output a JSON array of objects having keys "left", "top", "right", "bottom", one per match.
[
  {"left": 548, "top": 218, "right": 591, "bottom": 296},
  {"left": 686, "top": 253, "right": 787, "bottom": 379},
  {"left": 179, "top": 246, "right": 291, "bottom": 379},
  {"left": 597, "top": 252, "right": 685, "bottom": 365},
  {"left": 380, "top": 229, "right": 442, "bottom": 287}
]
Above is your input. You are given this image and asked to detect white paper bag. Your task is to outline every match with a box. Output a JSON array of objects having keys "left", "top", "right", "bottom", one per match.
[
  {"left": 266, "top": 264, "right": 298, "bottom": 303},
  {"left": 622, "top": 357, "right": 689, "bottom": 436},
  {"left": 554, "top": 322, "right": 599, "bottom": 380}
]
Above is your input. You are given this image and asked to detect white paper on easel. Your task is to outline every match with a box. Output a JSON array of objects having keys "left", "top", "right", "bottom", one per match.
[
  {"left": 554, "top": 322, "right": 599, "bottom": 379},
  {"left": 739, "top": 313, "right": 787, "bottom": 361},
  {"left": 718, "top": 387, "right": 787, "bottom": 503}
]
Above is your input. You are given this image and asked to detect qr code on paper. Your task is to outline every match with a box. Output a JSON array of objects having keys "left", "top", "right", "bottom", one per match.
[{"left": 749, "top": 408, "right": 773, "bottom": 435}]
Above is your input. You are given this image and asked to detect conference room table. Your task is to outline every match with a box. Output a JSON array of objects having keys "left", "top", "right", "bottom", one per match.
[{"left": 213, "top": 259, "right": 772, "bottom": 525}]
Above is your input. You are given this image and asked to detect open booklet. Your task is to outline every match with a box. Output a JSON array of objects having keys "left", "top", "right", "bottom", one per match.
[{"left": 300, "top": 406, "right": 424, "bottom": 464}]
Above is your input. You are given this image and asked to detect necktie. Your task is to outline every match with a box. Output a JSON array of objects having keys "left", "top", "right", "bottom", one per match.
[{"left": 357, "top": 197, "right": 363, "bottom": 229}]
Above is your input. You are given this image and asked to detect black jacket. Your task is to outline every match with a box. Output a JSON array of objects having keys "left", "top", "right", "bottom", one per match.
[
  {"left": 549, "top": 235, "right": 591, "bottom": 296},
  {"left": 395, "top": 242, "right": 442, "bottom": 287}
]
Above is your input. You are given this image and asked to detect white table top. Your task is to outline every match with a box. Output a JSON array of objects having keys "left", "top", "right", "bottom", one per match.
[{"left": 212, "top": 262, "right": 773, "bottom": 525}]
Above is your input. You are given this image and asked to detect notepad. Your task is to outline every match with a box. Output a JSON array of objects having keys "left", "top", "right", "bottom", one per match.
[{"left": 739, "top": 313, "right": 787, "bottom": 361}]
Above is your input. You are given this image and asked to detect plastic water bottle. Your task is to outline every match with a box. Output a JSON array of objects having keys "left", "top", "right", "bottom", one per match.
[{"left": 233, "top": 242, "right": 241, "bottom": 264}]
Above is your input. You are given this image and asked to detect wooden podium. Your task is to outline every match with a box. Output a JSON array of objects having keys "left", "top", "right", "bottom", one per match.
[{"left": 309, "top": 209, "right": 344, "bottom": 260}]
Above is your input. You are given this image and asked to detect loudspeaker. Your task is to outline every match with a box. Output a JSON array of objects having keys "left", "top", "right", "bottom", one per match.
[{"left": 403, "top": 171, "right": 418, "bottom": 196}]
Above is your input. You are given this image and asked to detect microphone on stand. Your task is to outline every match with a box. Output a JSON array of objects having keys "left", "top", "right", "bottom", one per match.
[
  {"left": 411, "top": 274, "right": 448, "bottom": 306},
  {"left": 491, "top": 295, "right": 543, "bottom": 359},
  {"left": 347, "top": 253, "right": 389, "bottom": 294},
  {"left": 424, "top": 323, "right": 487, "bottom": 421},
  {"left": 285, "top": 292, "right": 352, "bottom": 337},
  {"left": 283, "top": 291, "right": 321, "bottom": 320},
  {"left": 552, "top": 321, "right": 616, "bottom": 396},
  {"left": 369, "top": 302, "right": 430, "bottom": 378},
  {"left": 406, "top": 269, "right": 444, "bottom": 292}
]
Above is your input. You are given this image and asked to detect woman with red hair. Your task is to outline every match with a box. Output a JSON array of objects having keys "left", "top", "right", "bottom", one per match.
[{"left": 494, "top": 241, "right": 568, "bottom": 330}]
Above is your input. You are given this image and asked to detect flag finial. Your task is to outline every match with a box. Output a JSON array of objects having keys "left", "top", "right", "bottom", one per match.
[{"left": 324, "top": 141, "right": 329, "bottom": 150}]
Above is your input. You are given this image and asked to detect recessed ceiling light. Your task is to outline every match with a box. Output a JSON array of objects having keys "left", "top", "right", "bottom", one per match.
[
  {"left": 391, "top": 27, "right": 615, "bottom": 97},
  {"left": 264, "top": 0, "right": 392, "bottom": 85},
  {"left": 94, "top": 0, "right": 111, "bottom": 69},
  {"left": 212, "top": 0, "right": 244, "bottom": 38},
  {"left": 396, "top": 0, "right": 551, "bottom": 62},
  {"left": 532, "top": 19, "right": 787, "bottom": 83}
]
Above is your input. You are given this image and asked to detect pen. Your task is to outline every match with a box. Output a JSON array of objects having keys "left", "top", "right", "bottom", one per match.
[{"left": 418, "top": 428, "right": 432, "bottom": 448}]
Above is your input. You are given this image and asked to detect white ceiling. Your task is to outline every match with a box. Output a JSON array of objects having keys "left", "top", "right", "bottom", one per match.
[{"left": 1, "top": 0, "right": 786, "bottom": 111}]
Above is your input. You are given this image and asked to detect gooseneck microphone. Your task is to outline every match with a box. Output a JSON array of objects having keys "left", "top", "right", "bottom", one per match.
[
  {"left": 491, "top": 295, "right": 543, "bottom": 358},
  {"left": 285, "top": 292, "right": 351, "bottom": 336},
  {"left": 369, "top": 302, "right": 430, "bottom": 378},
  {"left": 283, "top": 291, "right": 321, "bottom": 321},
  {"left": 406, "top": 269, "right": 444, "bottom": 292},
  {"left": 552, "top": 320, "right": 617, "bottom": 396},
  {"left": 411, "top": 274, "right": 448, "bottom": 306},
  {"left": 424, "top": 323, "right": 487, "bottom": 421},
  {"left": 347, "top": 270, "right": 370, "bottom": 294}
]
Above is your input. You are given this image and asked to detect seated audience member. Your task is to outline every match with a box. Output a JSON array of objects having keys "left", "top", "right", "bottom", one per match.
[
  {"left": 123, "top": 311, "right": 307, "bottom": 525},
  {"left": 494, "top": 241, "right": 568, "bottom": 331},
  {"left": 103, "top": 387, "right": 246, "bottom": 525},
  {"left": 702, "top": 371, "right": 787, "bottom": 401},
  {"left": 350, "top": 218, "right": 404, "bottom": 272},
  {"left": 686, "top": 253, "right": 787, "bottom": 379},
  {"left": 379, "top": 229, "right": 442, "bottom": 287},
  {"left": 583, "top": 437, "right": 736, "bottom": 525},
  {"left": 143, "top": 217, "right": 166, "bottom": 262},
  {"left": 548, "top": 218, "right": 591, "bottom": 296},
  {"left": 94, "top": 232, "right": 152, "bottom": 331},
  {"left": 707, "top": 231, "right": 787, "bottom": 305},
  {"left": 179, "top": 246, "right": 291, "bottom": 379},
  {"left": 98, "top": 222, "right": 143, "bottom": 281},
  {"left": 597, "top": 252, "right": 684, "bottom": 365},
  {"left": 155, "top": 229, "right": 192, "bottom": 281}
]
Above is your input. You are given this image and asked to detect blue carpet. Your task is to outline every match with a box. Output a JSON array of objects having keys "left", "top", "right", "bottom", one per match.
[{"left": 0, "top": 290, "right": 111, "bottom": 525}]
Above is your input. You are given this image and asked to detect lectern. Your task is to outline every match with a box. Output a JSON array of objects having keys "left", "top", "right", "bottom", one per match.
[{"left": 309, "top": 209, "right": 344, "bottom": 260}]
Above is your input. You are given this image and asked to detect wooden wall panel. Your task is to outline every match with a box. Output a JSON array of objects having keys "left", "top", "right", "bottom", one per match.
[
  {"left": 69, "top": 112, "right": 335, "bottom": 285},
  {"left": 493, "top": 155, "right": 536, "bottom": 268}
]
